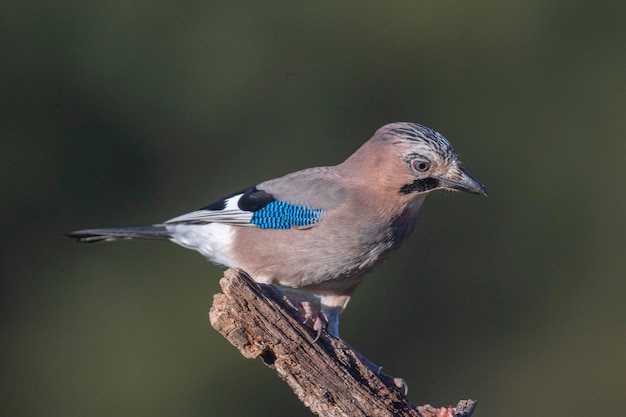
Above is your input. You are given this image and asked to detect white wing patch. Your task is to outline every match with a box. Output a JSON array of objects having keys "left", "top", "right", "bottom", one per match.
[{"left": 164, "top": 195, "right": 254, "bottom": 226}]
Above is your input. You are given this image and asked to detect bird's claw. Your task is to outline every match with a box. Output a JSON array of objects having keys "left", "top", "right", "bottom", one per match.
[
  {"left": 370, "top": 364, "right": 409, "bottom": 395},
  {"left": 393, "top": 377, "right": 408, "bottom": 395},
  {"left": 284, "top": 294, "right": 327, "bottom": 341},
  {"left": 301, "top": 300, "right": 326, "bottom": 342}
]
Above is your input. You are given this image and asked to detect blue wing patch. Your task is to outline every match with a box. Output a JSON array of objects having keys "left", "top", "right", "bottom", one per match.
[{"left": 251, "top": 200, "right": 324, "bottom": 229}]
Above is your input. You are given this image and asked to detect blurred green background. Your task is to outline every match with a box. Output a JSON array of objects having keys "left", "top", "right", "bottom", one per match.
[{"left": 2, "top": 1, "right": 625, "bottom": 416}]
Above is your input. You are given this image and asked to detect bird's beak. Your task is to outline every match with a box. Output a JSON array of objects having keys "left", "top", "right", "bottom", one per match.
[{"left": 437, "top": 169, "right": 487, "bottom": 196}]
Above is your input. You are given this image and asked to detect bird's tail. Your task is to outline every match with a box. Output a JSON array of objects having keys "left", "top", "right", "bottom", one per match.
[{"left": 67, "top": 225, "right": 171, "bottom": 243}]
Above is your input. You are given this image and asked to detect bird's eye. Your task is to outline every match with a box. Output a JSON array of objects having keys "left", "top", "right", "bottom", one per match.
[{"left": 412, "top": 160, "right": 431, "bottom": 172}]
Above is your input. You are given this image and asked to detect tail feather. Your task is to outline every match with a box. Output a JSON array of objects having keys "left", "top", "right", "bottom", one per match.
[{"left": 67, "top": 225, "right": 171, "bottom": 243}]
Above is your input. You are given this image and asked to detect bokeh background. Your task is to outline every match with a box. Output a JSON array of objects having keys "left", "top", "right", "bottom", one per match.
[{"left": 2, "top": 1, "right": 625, "bottom": 416}]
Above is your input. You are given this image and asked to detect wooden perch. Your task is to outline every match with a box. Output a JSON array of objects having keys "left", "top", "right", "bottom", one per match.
[{"left": 209, "top": 268, "right": 477, "bottom": 417}]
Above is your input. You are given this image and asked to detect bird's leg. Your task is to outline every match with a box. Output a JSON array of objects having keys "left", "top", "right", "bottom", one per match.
[
  {"left": 283, "top": 293, "right": 326, "bottom": 341},
  {"left": 280, "top": 292, "right": 410, "bottom": 395},
  {"left": 301, "top": 301, "right": 326, "bottom": 342},
  {"left": 342, "top": 341, "right": 409, "bottom": 395},
  {"left": 283, "top": 293, "right": 350, "bottom": 340},
  {"left": 320, "top": 294, "right": 351, "bottom": 339}
]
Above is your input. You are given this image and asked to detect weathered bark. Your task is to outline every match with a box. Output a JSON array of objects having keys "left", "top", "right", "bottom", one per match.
[{"left": 209, "top": 268, "right": 477, "bottom": 417}]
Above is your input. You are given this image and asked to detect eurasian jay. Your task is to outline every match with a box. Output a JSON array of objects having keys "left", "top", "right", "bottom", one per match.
[{"left": 68, "top": 122, "right": 486, "bottom": 338}]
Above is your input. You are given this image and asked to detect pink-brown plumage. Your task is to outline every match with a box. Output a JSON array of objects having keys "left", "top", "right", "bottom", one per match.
[{"left": 68, "top": 122, "right": 486, "bottom": 338}]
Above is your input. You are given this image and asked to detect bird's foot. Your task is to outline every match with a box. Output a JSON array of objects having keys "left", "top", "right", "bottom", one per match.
[
  {"left": 301, "top": 300, "right": 326, "bottom": 342},
  {"left": 351, "top": 352, "right": 409, "bottom": 395},
  {"left": 283, "top": 294, "right": 327, "bottom": 342},
  {"left": 392, "top": 376, "right": 409, "bottom": 395},
  {"left": 376, "top": 366, "right": 408, "bottom": 395}
]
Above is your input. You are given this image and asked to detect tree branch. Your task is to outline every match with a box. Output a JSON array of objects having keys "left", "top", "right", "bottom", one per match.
[{"left": 209, "top": 268, "right": 478, "bottom": 417}]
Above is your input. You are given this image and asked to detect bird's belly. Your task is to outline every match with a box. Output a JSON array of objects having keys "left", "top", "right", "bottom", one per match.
[{"left": 230, "top": 224, "right": 408, "bottom": 295}]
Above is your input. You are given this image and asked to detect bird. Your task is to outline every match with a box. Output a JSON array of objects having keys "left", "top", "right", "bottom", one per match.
[{"left": 68, "top": 122, "right": 486, "bottom": 338}]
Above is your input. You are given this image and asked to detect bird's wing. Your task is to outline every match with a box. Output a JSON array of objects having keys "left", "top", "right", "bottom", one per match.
[{"left": 164, "top": 167, "right": 346, "bottom": 229}]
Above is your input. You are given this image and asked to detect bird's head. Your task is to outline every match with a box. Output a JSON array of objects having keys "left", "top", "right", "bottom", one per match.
[{"left": 351, "top": 122, "right": 487, "bottom": 197}]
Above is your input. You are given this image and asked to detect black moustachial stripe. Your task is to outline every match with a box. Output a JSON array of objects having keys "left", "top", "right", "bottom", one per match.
[
  {"left": 237, "top": 186, "right": 276, "bottom": 212},
  {"left": 399, "top": 177, "right": 439, "bottom": 194}
]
